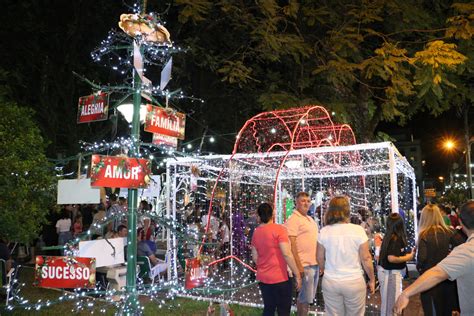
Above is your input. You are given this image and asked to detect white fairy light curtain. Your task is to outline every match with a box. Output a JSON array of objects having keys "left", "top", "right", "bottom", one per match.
[{"left": 166, "top": 105, "right": 417, "bottom": 308}]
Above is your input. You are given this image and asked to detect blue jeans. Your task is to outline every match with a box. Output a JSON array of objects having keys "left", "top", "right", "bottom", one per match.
[
  {"left": 58, "top": 231, "right": 72, "bottom": 255},
  {"left": 298, "top": 265, "right": 320, "bottom": 304}
]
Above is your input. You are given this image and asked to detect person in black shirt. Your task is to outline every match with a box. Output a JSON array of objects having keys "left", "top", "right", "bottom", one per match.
[
  {"left": 416, "top": 204, "right": 464, "bottom": 316},
  {"left": 0, "top": 237, "right": 16, "bottom": 285},
  {"left": 378, "top": 213, "right": 415, "bottom": 316},
  {"left": 80, "top": 204, "right": 94, "bottom": 232},
  {"left": 0, "top": 238, "right": 11, "bottom": 266}
]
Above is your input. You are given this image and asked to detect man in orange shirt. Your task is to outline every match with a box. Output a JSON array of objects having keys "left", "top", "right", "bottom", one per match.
[{"left": 286, "top": 192, "right": 319, "bottom": 316}]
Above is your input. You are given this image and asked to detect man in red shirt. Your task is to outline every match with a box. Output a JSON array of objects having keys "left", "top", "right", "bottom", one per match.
[{"left": 252, "top": 203, "right": 301, "bottom": 316}]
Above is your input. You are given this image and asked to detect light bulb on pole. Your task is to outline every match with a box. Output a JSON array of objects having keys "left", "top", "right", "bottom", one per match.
[
  {"left": 117, "top": 103, "right": 148, "bottom": 123},
  {"left": 444, "top": 140, "right": 455, "bottom": 151}
]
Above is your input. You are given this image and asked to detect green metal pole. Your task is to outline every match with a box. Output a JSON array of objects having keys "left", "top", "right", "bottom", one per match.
[
  {"left": 126, "top": 2, "right": 147, "bottom": 313},
  {"left": 125, "top": 44, "right": 142, "bottom": 315}
]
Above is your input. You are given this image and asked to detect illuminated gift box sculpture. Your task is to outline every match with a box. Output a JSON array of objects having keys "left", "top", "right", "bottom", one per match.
[{"left": 165, "top": 106, "right": 417, "bottom": 306}]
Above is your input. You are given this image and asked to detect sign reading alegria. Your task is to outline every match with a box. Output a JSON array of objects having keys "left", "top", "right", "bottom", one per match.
[{"left": 77, "top": 92, "right": 109, "bottom": 124}]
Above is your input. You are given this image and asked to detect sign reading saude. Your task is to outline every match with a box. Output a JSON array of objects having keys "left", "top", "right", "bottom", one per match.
[
  {"left": 144, "top": 104, "right": 185, "bottom": 139},
  {"left": 185, "top": 257, "right": 208, "bottom": 289},
  {"left": 152, "top": 133, "right": 178, "bottom": 148}
]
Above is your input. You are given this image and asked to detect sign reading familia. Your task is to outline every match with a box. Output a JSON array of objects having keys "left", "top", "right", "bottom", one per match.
[
  {"left": 90, "top": 155, "right": 151, "bottom": 188},
  {"left": 77, "top": 92, "right": 109, "bottom": 124},
  {"left": 34, "top": 256, "right": 96, "bottom": 289},
  {"left": 144, "top": 105, "right": 185, "bottom": 139}
]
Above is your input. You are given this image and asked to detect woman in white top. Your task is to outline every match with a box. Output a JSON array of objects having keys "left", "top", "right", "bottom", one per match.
[
  {"left": 317, "top": 196, "right": 376, "bottom": 316},
  {"left": 56, "top": 209, "right": 72, "bottom": 255}
]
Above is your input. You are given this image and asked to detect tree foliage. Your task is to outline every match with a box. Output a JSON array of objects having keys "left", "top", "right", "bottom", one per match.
[
  {"left": 0, "top": 96, "right": 55, "bottom": 243},
  {"left": 439, "top": 186, "right": 469, "bottom": 207},
  {"left": 171, "top": 0, "right": 473, "bottom": 141},
  {"left": 1, "top": 1, "right": 472, "bottom": 158}
]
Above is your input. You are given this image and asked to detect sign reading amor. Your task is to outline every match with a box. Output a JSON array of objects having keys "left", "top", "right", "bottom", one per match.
[
  {"left": 144, "top": 105, "right": 185, "bottom": 139},
  {"left": 77, "top": 92, "right": 109, "bottom": 123},
  {"left": 34, "top": 256, "right": 96, "bottom": 289},
  {"left": 90, "top": 155, "right": 151, "bottom": 188}
]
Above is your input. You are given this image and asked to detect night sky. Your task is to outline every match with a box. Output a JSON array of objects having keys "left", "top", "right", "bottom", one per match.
[
  {"left": 1, "top": 1, "right": 471, "bottom": 179},
  {"left": 379, "top": 107, "right": 471, "bottom": 179}
]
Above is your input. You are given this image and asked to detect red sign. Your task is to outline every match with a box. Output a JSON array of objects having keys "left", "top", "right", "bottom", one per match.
[
  {"left": 77, "top": 92, "right": 109, "bottom": 124},
  {"left": 153, "top": 133, "right": 178, "bottom": 148},
  {"left": 185, "top": 257, "right": 208, "bottom": 289},
  {"left": 424, "top": 188, "right": 436, "bottom": 198},
  {"left": 34, "top": 256, "right": 96, "bottom": 289},
  {"left": 90, "top": 155, "right": 151, "bottom": 188},
  {"left": 144, "top": 105, "right": 185, "bottom": 139}
]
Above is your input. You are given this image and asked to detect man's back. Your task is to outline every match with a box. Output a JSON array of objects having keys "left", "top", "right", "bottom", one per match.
[{"left": 438, "top": 236, "right": 474, "bottom": 314}]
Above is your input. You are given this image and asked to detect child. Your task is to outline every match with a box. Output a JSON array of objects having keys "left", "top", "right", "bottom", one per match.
[
  {"left": 378, "top": 213, "right": 415, "bottom": 316},
  {"left": 219, "top": 217, "right": 230, "bottom": 270},
  {"left": 73, "top": 214, "right": 83, "bottom": 237}
]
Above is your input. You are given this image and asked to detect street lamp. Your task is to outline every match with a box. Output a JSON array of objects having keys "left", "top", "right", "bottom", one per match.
[
  {"left": 117, "top": 103, "right": 148, "bottom": 123},
  {"left": 442, "top": 137, "right": 473, "bottom": 198},
  {"left": 444, "top": 140, "right": 455, "bottom": 151}
]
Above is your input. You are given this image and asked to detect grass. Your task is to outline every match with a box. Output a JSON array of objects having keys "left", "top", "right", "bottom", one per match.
[{"left": 1, "top": 266, "right": 263, "bottom": 315}]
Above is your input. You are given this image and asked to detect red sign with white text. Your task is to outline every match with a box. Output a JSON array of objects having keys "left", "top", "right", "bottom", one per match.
[
  {"left": 90, "top": 155, "right": 151, "bottom": 188},
  {"left": 144, "top": 105, "right": 186, "bottom": 139},
  {"left": 185, "top": 257, "right": 208, "bottom": 289},
  {"left": 152, "top": 133, "right": 178, "bottom": 148},
  {"left": 77, "top": 92, "right": 109, "bottom": 124},
  {"left": 34, "top": 256, "right": 96, "bottom": 289}
]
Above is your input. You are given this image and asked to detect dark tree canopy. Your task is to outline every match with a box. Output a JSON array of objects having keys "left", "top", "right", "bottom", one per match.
[
  {"left": 0, "top": 94, "right": 55, "bottom": 243},
  {"left": 171, "top": 0, "right": 473, "bottom": 142},
  {"left": 0, "top": 0, "right": 472, "bottom": 158}
]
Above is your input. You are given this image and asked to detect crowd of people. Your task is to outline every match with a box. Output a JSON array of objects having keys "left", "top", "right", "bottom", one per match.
[
  {"left": 4, "top": 188, "right": 473, "bottom": 315},
  {"left": 250, "top": 192, "right": 474, "bottom": 316},
  {"left": 49, "top": 195, "right": 172, "bottom": 281}
]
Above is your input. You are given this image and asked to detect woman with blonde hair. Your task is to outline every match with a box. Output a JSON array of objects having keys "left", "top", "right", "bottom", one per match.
[
  {"left": 416, "top": 204, "right": 464, "bottom": 316},
  {"left": 317, "top": 196, "right": 375, "bottom": 316}
]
